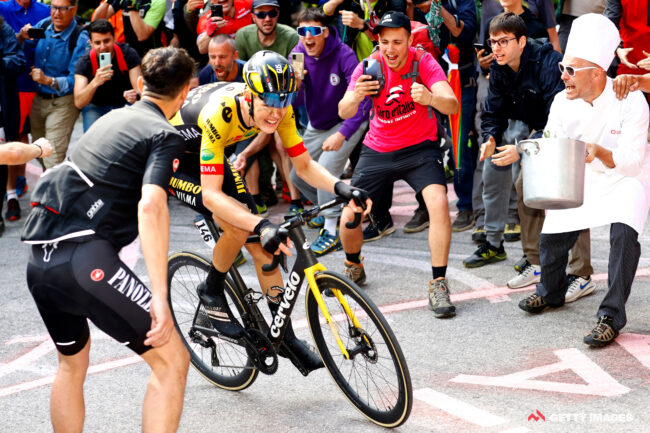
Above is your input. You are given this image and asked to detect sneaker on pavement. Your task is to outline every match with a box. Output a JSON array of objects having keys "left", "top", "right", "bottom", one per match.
[
  {"left": 287, "top": 204, "right": 303, "bottom": 217},
  {"left": 256, "top": 202, "right": 269, "bottom": 218},
  {"left": 403, "top": 208, "right": 429, "bottom": 233},
  {"left": 503, "top": 223, "right": 521, "bottom": 242},
  {"left": 311, "top": 229, "right": 341, "bottom": 256},
  {"left": 471, "top": 225, "right": 486, "bottom": 243},
  {"left": 306, "top": 215, "right": 325, "bottom": 229},
  {"left": 452, "top": 210, "right": 474, "bottom": 232},
  {"left": 16, "top": 176, "right": 28, "bottom": 198},
  {"left": 565, "top": 275, "right": 595, "bottom": 303},
  {"left": 583, "top": 316, "right": 618, "bottom": 347},
  {"left": 5, "top": 198, "right": 21, "bottom": 221},
  {"left": 428, "top": 278, "right": 456, "bottom": 318},
  {"left": 363, "top": 219, "right": 395, "bottom": 242},
  {"left": 507, "top": 262, "right": 541, "bottom": 289},
  {"left": 514, "top": 255, "right": 528, "bottom": 273},
  {"left": 344, "top": 258, "right": 366, "bottom": 285},
  {"left": 197, "top": 281, "right": 245, "bottom": 339},
  {"left": 518, "top": 293, "right": 562, "bottom": 314},
  {"left": 463, "top": 241, "right": 507, "bottom": 268}
]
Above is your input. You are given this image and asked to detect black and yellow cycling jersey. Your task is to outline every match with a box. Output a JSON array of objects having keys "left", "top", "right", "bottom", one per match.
[{"left": 169, "top": 81, "right": 306, "bottom": 177}]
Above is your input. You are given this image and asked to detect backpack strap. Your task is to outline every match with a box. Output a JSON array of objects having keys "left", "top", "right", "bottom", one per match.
[
  {"left": 40, "top": 18, "right": 84, "bottom": 55},
  {"left": 401, "top": 46, "right": 433, "bottom": 119},
  {"left": 90, "top": 44, "right": 129, "bottom": 76}
]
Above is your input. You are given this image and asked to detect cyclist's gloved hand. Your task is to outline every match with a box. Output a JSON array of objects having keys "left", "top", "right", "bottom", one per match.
[
  {"left": 254, "top": 218, "right": 289, "bottom": 255},
  {"left": 334, "top": 181, "right": 369, "bottom": 206}
]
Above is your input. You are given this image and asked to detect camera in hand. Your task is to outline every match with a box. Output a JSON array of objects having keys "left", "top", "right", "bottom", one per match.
[
  {"left": 27, "top": 27, "right": 46, "bottom": 39},
  {"left": 362, "top": 58, "right": 385, "bottom": 96}
]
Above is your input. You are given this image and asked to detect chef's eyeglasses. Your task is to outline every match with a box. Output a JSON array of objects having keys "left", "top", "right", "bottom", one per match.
[
  {"left": 297, "top": 26, "right": 327, "bottom": 37},
  {"left": 558, "top": 62, "right": 599, "bottom": 76},
  {"left": 253, "top": 9, "right": 279, "bottom": 19}
]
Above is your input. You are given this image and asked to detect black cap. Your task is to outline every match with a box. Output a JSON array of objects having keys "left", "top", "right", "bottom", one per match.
[
  {"left": 372, "top": 11, "right": 411, "bottom": 34},
  {"left": 252, "top": 0, "right": 279, "bottom": 9}
]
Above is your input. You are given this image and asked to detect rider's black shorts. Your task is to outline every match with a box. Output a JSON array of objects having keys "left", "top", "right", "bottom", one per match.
[
  {"left": 27, "top": 238, "right": 153, "bottom": 356},
  {"left": 351, "top": 140, "right": 446, "bottom": 215},
  {"left": 169, "top": 154, "right": 257, "bottom": 216}
]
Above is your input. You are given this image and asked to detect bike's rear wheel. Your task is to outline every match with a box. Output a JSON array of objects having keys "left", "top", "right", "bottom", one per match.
[
  {"left": 168, "top": 252, "right": 258, "bottom": 391},
  {"left": 305, "top": 271, "right": 412, "bottom": 428}
]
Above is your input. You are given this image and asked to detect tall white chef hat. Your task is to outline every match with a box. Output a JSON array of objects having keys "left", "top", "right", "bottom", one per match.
[{"left": 564, "top": 13, "right": 621, "bottom": 70}]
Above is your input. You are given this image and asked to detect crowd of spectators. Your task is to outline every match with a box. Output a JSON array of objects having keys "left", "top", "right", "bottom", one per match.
[{"left": 2, "top": 0, "right": 650, "bottom": 341}]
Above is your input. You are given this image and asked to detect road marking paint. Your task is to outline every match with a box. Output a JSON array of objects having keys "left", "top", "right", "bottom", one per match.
[
  {"left": 414, "top": 387, "right": 507, "bottom": 427},
  {"left": 0, "top": 339, "right": 54, "bottom": 380},
  {"left": 499, "top": 428, "right": 531, "bottom": 433},
  {"left": 450, "top": 348, "right": 631, "bottom": 397},
  {"left": 616, "top": 333, "right": 650, "bottom": 369},
  {"left": 0, "top": 355, "right": 142, "bottom": 398}
]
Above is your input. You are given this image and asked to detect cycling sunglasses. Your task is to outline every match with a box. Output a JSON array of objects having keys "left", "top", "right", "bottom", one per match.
[
  {"left": 253, "top": 9, "right": 279, "bottom": 19},
  {"left": 558, "top": 62, "right": 599, "bottom": 77},
  {"left": 297, "top": 26, "right": 327, "bottom": 37},
  {"left": 260, "top": 92, "right": 298, "bottom": 108}
]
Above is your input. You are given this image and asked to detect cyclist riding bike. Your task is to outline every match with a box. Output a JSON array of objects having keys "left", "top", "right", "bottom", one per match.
[{"left": 169, "top": 50, "right": 371, "bottom": 372}]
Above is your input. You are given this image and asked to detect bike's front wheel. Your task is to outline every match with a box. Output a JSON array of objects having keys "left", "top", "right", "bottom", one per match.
[
  {"left": 305, "top": 271, "right": 412, "bottom": 428},
  {"left": 167, "top": 251, "right": 258, "bottom": 391}
]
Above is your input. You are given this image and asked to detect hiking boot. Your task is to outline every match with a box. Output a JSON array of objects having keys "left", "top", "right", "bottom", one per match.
[
  {"left": 197, "top": 281, "right": 245, "bottom": 339},
  {"left": 256, "top": 202, "right": 269, "bottom": 218},
  {"left": 514, "top": 255, "right": 528, "bottom": 273},
  {"left": 5, "top": 198, "right": 20, "bottom": 221},
  {"left": 507, "top": 262, "right": 541, "bottom": 289},
  {"left": 565, "top": 275, "right": 595, "bottom": 303},
  {"left": 427, "top": 278, "right": 456, "bottom": 318},
  {"left": 363, "top": 219, "right": 395, "bottom": 242},
  {"left": 504, "top": 223, "right": 521, "bottom": 242},
  {"left": 518, "top": 293, "right": 562, "bottom": 314},
  {"left": 280, "top": 336, "right": 324, "bottom": 372},
  {"left": 306, "top": 215, "right": 324, "bottom": 229},
  {"left": 344, "top": 258, "right": 366, "bottom": 285},
  {"left": 403, "top": 208, "right": 429, "bottom": 233},
  {"left": 463, "top": 241, "right": 507, "bottom": 268},
  {"left": 452, "top": 210, "right": 474, "bottom": 232},
  {"left": 311, "top": 229, "right": 341, "bottom": 256},
  {"left": 471, "top": 225, "right": 486, "bottom": 243},
  {"left": 584, "top": 316, "right": 618, "bottom": 347}
]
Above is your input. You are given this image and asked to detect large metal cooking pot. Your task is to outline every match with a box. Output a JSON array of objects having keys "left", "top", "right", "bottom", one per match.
[{"left": 517, "top": 138, "right": 586, "bottom": 210}]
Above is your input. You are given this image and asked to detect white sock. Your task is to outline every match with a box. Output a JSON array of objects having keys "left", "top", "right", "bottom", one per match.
[
  {"left": 324, "top": 216, "right": 337, "bottom": 235},
  {"left": 7, "top": 190, "right": 17, "bottom": 201}
]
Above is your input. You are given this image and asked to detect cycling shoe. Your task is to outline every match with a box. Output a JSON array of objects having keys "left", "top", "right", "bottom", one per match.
[
  {"left": 280, "top": 336, "right": 324, "bottom": 373},
  {"left": 197, "top": 281, "right": 245, "bottom": 339}
]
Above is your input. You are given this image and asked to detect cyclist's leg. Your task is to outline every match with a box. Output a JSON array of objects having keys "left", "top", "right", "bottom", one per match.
[
  {"left": 140, "top": 331, "right": 189, "bottom": 433},
  {"left": 51, "top": 339, "right": 90, "bottom": 433}
]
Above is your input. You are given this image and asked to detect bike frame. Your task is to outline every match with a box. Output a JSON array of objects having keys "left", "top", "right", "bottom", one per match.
[{"left": 197, "top": 204, "right": 364, "bottom": 360}]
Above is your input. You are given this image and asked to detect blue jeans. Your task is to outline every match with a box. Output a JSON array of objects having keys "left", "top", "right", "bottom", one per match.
[{"left": 82, "top": 104, "right": 122, "bottom": 132}]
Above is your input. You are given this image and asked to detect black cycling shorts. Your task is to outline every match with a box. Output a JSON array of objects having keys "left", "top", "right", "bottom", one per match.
[
  {"left": 169, "top": 154, "right": 257, "bottom": 216},
  {"left": 351, "top": 140, "right": 446, "bottom": 215},
  {"left": 27, "top": 238, "right": 154, "bottom": 356}
]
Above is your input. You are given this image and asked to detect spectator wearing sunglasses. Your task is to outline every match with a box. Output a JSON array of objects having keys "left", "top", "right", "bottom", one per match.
[
  {"left": 191, "top": 0, "right": 253, "bottom": 55},
  {"left": 468, "top": 12, "right": 593, "bottom": 301},
  {"left": 234, "top": 0, "right": 298, "bottom": 61},
  {"left": 520, "top": 14, "right": 650, "bottom": 348},
  {"left": 288, "top": 8, "right": 370, "bottom": 257}
]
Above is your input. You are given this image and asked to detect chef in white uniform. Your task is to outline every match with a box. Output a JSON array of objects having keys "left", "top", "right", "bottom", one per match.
[{"left": 518, "top": 13, "right": 650, "bottom": 348}]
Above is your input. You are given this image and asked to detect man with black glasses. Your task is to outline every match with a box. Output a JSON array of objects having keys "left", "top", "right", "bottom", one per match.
[{"left": 234, "top": 0, "right": 298, "bottom": 60}]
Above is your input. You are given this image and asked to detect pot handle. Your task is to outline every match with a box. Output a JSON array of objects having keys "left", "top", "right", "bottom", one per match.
[{"left": 516, "top": 140, "right": 540, "bottom": 156}]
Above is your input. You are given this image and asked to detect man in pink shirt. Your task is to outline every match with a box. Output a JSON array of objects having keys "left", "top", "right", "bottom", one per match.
[{"left": 338, "top": 11, "right": 459, "bottom": 318}]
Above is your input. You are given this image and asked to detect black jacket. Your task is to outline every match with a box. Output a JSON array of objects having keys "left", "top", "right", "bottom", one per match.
[
  {"left": 0, "top": 18, "right": 25, "bottom": 141},
  {"left": 481, "top": 39, "right": 563, "bottom": 145}
]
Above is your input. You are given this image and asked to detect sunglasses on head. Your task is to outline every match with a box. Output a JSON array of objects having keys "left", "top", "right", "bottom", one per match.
[
  {"left": 259, "top": 92, "right": 298, "bottom": 108},
  {"left": 297, "top": 26, "right": 327, "bottom": 37},
  {"left": 253, "top": 9, "right": 279, "bottom": 19},
  {"left": 557, "top": 62, "right": 599, "bottom": 77}
]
